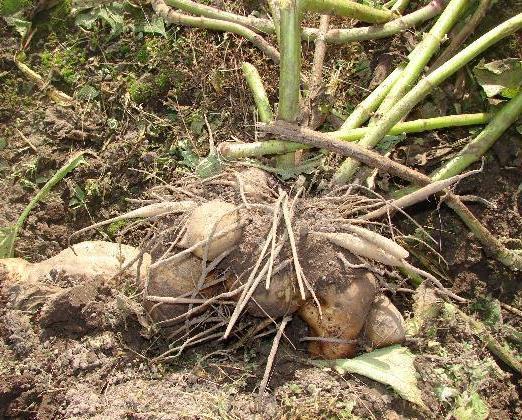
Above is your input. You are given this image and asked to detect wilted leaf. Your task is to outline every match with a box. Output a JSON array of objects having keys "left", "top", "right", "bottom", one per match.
[
  {"left": 473, "top": 59, "right": 522, "bottom": 98},
  {"left": 4, "top": 15, "right": 32, "bottom": 37},
  {"left": 134, "top": 15, "right": 166, "bottom": 37},
  {"left": 315, "top": 345, "right": 426, "bottom": 407},
  {"left": 75, "top": 2, "right": 125, "bottom": 36}
]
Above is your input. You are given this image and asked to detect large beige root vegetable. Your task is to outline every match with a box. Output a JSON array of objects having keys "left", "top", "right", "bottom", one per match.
[
  {"left": 1, "top": 241, "right": 150, "bottom": 283},
  {"left": 364, "top": 295, "right": 406, "bottom": 348},
  {"left": 298, "top": 271, "right": 377, "bottom": 359},
  {"left": 226, "top": 270, "right": 301, "bottom": 318},
  {"left": 144, "top": 253, "right": 220, "bottom": 325},
  {"left": 178, "top": 199, "right": 242, "bottom": 260}
]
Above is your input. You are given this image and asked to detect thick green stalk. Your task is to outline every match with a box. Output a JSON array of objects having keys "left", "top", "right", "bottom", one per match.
[
  {"left": 164, "top": 0, "right": 275, "bottom": 34},
  {"left": 332, "top": 13, "right": 522, "bottom": 185},
  {"left": 152, "top": 0, "right": 280, "bottom": 63},
  {"left": 268, "top": 0, "right": 282, "bottom": 42},
  {"left": 219, "top": 113, "right": 490, "bottom": 158},
  {"left": 430, "top": 0, "right": 492, "bottom": 71},
  {"left": 432, "top": 92, "right": 522, "bottom": 181},
  {"left": 377, "top": 0, "right": 468, "bottom": 116},
  {"left": 241, "top": 62, "right": 274, "bottom": 123},
  {"left": 334, "top": 0, "right": 455, "bottom": 183},
  {"left": 340, "top": 64, "right": 405, "bottom": 130},
  {"left": 303, "top": 0, "right": 396, "bottom": 23},
  {"left": 395, "top": 92, "right": 522, "bottom": 198},
  {"left": 391, "top": 0, "right": 411, "bottom": 12},
  {"left": 276, "top": 0, "right": 302, "bottom": 167}
]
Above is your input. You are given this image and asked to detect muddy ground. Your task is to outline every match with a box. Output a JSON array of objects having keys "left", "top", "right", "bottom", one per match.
[{"left": 1, "top": 1, "right": 521, "bottom": 418}]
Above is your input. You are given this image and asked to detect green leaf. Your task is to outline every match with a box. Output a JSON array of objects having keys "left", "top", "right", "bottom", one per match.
[
  {"left": 76, "top": 84, "right": 99, "bottom": 101},
  {"left": 315, "top": 345, "right": 426, "bottom": 407},
  {"left": 473, "top": 59, "right": 522, "bottom": 98},
  {"left": 453, "top": 391, "right": 489, "bottom": 420},
  {"left": 135, "top": 15, "right": 166, "bottom": 37},
  {"left": 195, "top": 154, "right": 222, "bottom": 179},
  {"left": 75, "top": 2, "right": 125, "bottom": 36}
]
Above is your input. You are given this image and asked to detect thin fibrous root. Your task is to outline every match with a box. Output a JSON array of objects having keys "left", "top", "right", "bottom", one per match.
[
  {"left": 69, "top": 201, "right": 196, "bottom": 244},
  {"left": 258, "top": 315, "right": 292, "bottom": 398}
]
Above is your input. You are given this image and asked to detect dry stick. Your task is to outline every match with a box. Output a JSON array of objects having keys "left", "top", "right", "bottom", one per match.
[
  {"left": 151, "top": 0, "right": 280, "bottom": 63},
  {"left": 151, "top": 221, "right": 246, "bottom": 270},
  {"left": 266, "top": 193, "right": 285, "bottom": 289},
  {"left": 309, "top": 14, "right": 330, "bottom": 98},
  {"left": 157, "top": 285, "right": 246, "bottom": 327},
  {"left": 335, "top": 0, "right": 469, "bottom": 184},
  {"left": 69, "top": 201, "right": 195, "bottom": 243},
  {"left": 259, "top": 121, "right": 430, "bottom": 184},
  {"left": 260, "top": 121, "right": 522, "bottom": 271},
  {"left": 258, "top": 315, "right": 292, "bottom": 397},
  {"left": 13, "top": 55, "right": 74, "bottom": 106},
  {"left": 219, "top": 113, "right": 490, "bottom": 158},
  {"left": 361, "top": 169, "right": 481, "bottom": 220},
  {"left": 430, "top": 0, "right": 492, "bottom": 71},
  {"left": 307, "top": 14, "right": 330, "bottom": 129}
]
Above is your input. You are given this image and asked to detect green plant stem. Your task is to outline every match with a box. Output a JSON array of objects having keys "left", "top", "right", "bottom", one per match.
[
  {"left": 453, "top": 305, "right": 522, "bottom": 374},
  {"left": 267, "top": 0, "right": 282, "bottom": 42},
  {"left": 241, "top": 62, "right": 274, "bottom": 123},
  {"left": 219, "top": 113, "right": 490, "bottom": 158},
  {"left": 430, "top": 0, "right": 492, "bottom": 71},
  {"left": 276, "top": 0, "right": 302, "bottom": 167},
  {"left": 391, "top": 0, "right": 411, "bottom": 13},
  {"left": 433, "top": 93, "right": 522, "bottom": 179},
  {"left": 303, "top": 0, "right": 396, "bottom": 23},
  {"left": 396, "top": 93, "right": 522, "bottom": 197},
  {"left": 164, "top": 0, "right": 275, "bottom": 34},
  {"left": 332, "top": 12, "right": 522, "bottom": 185},
  {"left": 334, "top": 0, "right": 469, "bottom": 184},
  {"left": 340, "top": 63, "right": 405, "bottom": 130},
  {"left": 152, "top": 0, "right": 280, "bottom": 63},
  {"left": 1, "top": 152, "right": 85, "bottom": 258}
]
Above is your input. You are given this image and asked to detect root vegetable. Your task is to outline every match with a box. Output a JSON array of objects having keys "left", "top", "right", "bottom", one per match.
[
  {"left": 343, "top": 225, "right": 409, "bottom": 260},
  {"left": 227, "top": 270, "right": 301, "bottom": 318},
  {"left": 236, "top": 168, "right": 274, "bottom": 203},
  {"left": 364, "top": 296, "right": 406, "bottom": 348},
  {"left": 1, "top": 241, "right": 150, "bottom": 283},
  {"left": 178, "top": 200, "right": 242, "bottom": 260},
  {"left": 298, "top": 271, "right": 377, "bottom": 359},
  {"left": 314, "top": 231, "right": 403, "bottom": 267},
  {"left": 144, "top": 253, "right": 219, "bottom": 325}
]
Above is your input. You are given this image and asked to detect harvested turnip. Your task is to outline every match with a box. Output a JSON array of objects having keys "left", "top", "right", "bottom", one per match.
[
  {"left": 226, "top": 270, "right": 301, "bottom": 318},
  {"left": 298, "top": 270, "right": 377, "bottom": 359},
  {"left": 236, "top": 167, "right": 274, "bottom": 202},
  {"left": 144, "top": 253, "right": 220, "bottom": 325},
  {"left": 364, "top": 295, "right": 406, "bottom": 348},
  {"left": 1, "top": 241, "right": 150, "bottom": 284},
  {"left": 178, "top": 199, "right": 242, "bottom": 260}
]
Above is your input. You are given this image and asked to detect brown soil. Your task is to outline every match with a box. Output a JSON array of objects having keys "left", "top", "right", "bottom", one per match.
[{"left": 1, "top": 1, "right": 521, "bottom": 418}]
